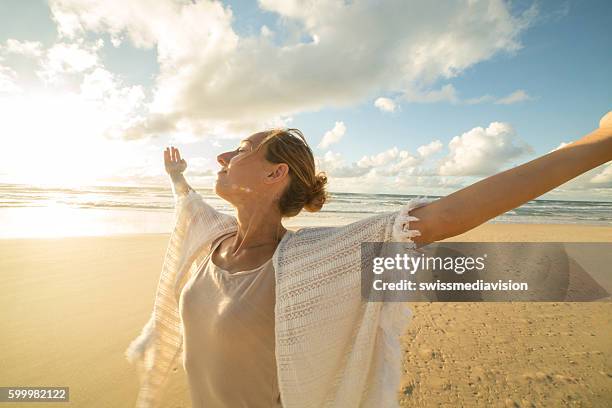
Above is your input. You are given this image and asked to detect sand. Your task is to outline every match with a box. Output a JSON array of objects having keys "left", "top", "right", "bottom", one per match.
[{"left": 1, "top": 223, "right": 611, "bottom": 407}]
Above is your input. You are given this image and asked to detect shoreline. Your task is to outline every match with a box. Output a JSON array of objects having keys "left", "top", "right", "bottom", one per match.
[{"left": 0, "top": 221, "right": 611, "bottom": 241}]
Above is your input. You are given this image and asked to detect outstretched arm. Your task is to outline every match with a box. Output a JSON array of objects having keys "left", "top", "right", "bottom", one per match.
[
  {"left": 164, "top": 146, "right": 195, "bottom": 197},
  {"left": 410, "top": 111, "right": 612, "bottom": 246}
]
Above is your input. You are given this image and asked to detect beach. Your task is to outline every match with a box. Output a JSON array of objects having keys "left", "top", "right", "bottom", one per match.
[{"left": 1, "top": 223, "right": 611, "bottom": 407}]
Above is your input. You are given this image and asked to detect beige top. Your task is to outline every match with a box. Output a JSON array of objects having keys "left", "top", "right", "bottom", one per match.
[{"left": 179, "top": 232, "right": 282, "bottom": 408}]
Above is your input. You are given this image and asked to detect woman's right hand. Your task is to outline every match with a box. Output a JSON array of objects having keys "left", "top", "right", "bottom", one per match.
[{"left": 164, "top": 146, "right": 187, "bottom": 176}]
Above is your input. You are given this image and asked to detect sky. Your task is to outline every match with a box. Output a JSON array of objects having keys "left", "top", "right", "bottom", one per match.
[{"left": 0, "top": 0, "right": 610, "bottom": 200}]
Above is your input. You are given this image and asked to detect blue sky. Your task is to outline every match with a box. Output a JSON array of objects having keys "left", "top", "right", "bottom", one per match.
[{"left": 0, "top": 0, "right": 610, "bottom": 200}]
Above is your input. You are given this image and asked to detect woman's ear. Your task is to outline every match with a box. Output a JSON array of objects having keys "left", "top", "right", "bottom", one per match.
[{"left": 266, "top": 163, "right": 289, "bottom": 184}]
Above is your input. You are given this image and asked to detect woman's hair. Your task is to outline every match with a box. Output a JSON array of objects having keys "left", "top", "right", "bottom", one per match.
[{"left": 255, "top": 128, "right": 330, "bottom": 217}]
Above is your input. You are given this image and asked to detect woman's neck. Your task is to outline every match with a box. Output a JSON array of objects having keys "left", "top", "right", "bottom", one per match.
[{"left": 230, "top": 209, "right": 287, "bottom": 253}]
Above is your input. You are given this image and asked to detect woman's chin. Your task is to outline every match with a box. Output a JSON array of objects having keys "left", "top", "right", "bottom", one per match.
[
  {"left": 213, "top": 182, "right": 223, "bottom": 195},
  {"left": 214, "top": 181, "right": 231, "bottom": 199}
]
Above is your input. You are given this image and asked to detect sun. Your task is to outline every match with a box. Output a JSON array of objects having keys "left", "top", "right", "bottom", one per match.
[{"left": 0, "top": 90, "right": 136, "bottom": 187}]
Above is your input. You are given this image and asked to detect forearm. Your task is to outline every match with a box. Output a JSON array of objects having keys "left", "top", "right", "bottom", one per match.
[
  {"left": 170, "top": 172, "right": 195, "bottom": 196},
  {"left": 439, "top": 127, "right": 612, "bottom": 237}
]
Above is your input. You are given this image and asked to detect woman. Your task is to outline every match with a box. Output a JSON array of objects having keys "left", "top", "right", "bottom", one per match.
[{"left": 127, "top": 112, "right": 612, "bottom": 408}]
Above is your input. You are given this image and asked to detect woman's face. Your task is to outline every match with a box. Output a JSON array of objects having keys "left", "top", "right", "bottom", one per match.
[{"left": 214, "top": 132, "right": 287, "bottom": 207}]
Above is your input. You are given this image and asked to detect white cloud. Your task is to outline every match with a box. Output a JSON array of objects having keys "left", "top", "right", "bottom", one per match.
[
  {"left": 1, "top": 39, "right": 44, "bottom": 57},
  {"left": 357, "top": 147, "right": 400, "bottom": 168},
  {"left": 392, "top": 173, "right": 467, "bottom": 191},
  {"left": 464, "top": 94, "right": 496, "bottom": 104},
  {"left": 549, "top": 141, "right": 572, "bottom": 153},
  {"left": 439, "top": 122, "right": 533, "bottom": 176},
  {"left": 260, "top": 25, "right": 273, "bottom": 38},
  {"left": 313, "top": 143, "right": 468, "bottom": 193},
  {"left": 183, "top": 157, "right": 216, "bottom": 177},
  {"left": 385, "top": 155, "right": 423, "bottom": 177},
  {"left": 110, "top": 35, "right": 122, "bottom": 47},
  {"left": 495, "top": 89, "right": 532, "bottom": 105},
  {"left": 374, "top": 97, "right": 397, "bottom": 112},
  {"left": 316, "top": 150, "right": 344, "bottom": 170},
  {"left": 329, "top": 164, "right": 371, "bottom": 178},
  {"left": 352, "top": 147, "right": 430, "bottom": 178},
  {"left": 318, "top": 121, "right": 346, "bottom": 149},
  {"left": 536, "top": 161, "right": 612, "bottom": 200},
  {"left": 47, "top": 0, "right": 536, "bottom": 139},
  {"left": 319, "top": 140, "right": 443, "bottom": 183},
  {"left": 38, "top": 39, "right": 102, "bottom": 84},
  {"left": 590, "top": 163, "right": 612, "bottom": 185},
  {"left": 404, "top": 84, "right": 459, "bottom": 104},
  {"left": 0, "top": 64, "right": 21, "bottom": 95},
  {"left": 315, "top": 150, "right": 371, "bottom": 178},
  {"left": 417, "top": 140, "right": 443, "bottom": 158},
  {"left": 405, "top": 84, "right": 532, "bottom": 106}
]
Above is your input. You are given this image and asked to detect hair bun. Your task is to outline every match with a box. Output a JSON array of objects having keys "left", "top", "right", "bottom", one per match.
[{"left": 304, "top": 172, "right": 329, "bottom": 213}]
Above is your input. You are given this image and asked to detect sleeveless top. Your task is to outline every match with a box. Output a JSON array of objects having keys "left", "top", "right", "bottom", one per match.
[{"left": 179, "top": 231, "right": 283, "bottom": 408}]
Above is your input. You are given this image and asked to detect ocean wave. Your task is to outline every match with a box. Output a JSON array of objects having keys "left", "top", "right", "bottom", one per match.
[{"left": 1, "top": 183, "right": 611, "bottom": 224}]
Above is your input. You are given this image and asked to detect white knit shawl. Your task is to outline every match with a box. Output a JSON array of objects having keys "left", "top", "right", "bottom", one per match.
[{"left": 125, "top": 189, "right": 433, "bottom": 407}]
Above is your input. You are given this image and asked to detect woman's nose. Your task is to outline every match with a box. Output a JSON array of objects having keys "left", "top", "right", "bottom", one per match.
[
  {"left": 217, "top": 151, "right": 232, "bottom": 166},
  {"left": 217, "top": 154, "right": 225, "bottom": 166}
]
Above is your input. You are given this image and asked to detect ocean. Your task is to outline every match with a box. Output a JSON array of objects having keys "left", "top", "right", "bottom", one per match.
[{"left": 0, "top": 183, "right": 611, "bottom": 238}]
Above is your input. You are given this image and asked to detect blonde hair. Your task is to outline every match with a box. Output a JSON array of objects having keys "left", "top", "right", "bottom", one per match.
[{"left": 255, "top": 128, "right": 329, "bottom": 217}]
